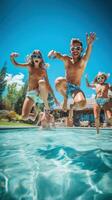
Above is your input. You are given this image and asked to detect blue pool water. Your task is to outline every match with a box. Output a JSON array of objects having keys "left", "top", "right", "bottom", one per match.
[{"left": 0, "top": 128, "right": 112, "bottom": 200}]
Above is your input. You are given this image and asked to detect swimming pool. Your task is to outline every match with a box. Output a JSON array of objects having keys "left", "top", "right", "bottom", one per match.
[{"left": 0, "top": 128, "right": 112, "bottom": 200}]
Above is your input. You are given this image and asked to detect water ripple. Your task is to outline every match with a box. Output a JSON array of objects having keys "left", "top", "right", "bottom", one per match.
[{"left": 0, "top": 128, "right": 112, "bottom": 200}]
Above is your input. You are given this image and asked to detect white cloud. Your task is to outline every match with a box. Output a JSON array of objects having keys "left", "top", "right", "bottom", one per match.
[{"left": 5, "top": 73, "right": 25, "bottom": 91}]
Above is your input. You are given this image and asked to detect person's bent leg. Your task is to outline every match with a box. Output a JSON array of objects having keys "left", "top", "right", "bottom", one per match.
[
  {"left": 38, "top": 80, "right": 50, "bottom": 110},
  {"left": 72, "top": 91, "right": 86, "bottom": 109},
  {"left": 93, "top": 104, "right": 101, "bottom": 134},
  {"left": 22, "top": 97, "right": 34, "bottom": 120},
  {"left": 55, "top": 77, "right": 67, "bottom": 110}
]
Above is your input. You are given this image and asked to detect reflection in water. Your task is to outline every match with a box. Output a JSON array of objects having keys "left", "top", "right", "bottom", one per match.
[{"left": 0, "top": 128, "right": 112, "bottom": 200}]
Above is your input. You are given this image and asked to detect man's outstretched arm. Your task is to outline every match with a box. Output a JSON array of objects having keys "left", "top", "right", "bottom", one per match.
[{"left": 48, "top": 50, "right": 68, "bottom": 62}]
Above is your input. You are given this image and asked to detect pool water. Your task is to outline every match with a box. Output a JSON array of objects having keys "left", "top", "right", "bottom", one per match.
[{"left": 0, "top": 128, "right": 112, "bottom": 200}]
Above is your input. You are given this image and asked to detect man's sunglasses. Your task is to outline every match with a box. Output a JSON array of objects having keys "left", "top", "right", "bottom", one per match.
[{"left": 70, "top": 46, "right": 82, "bottom": 51}]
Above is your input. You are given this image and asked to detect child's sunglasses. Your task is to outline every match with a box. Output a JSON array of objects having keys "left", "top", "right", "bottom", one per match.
[{"left": 97, "top": 76, "right": 105, "bottom": 81}]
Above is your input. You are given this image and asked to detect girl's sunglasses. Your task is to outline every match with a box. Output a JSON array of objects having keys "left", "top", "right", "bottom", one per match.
[
  {"left": 97, "top": 76, "right": 105, "bottom": 81},
  {"left": 31, "top": 54, "right": 42, "bottom": 59}
]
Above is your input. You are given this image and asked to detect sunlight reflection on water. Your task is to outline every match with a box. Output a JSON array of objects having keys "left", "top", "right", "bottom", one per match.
[{"left": 0, "top": 128, "right": 112, "bottom": 200}]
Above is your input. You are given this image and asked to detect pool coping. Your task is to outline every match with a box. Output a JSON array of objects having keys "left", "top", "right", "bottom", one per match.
[
  {"left": 0, "top": 126, "right": 112, "bottom": 131},
  {"left": 0, "top": 126, "right": 37, "bottom": 130}
]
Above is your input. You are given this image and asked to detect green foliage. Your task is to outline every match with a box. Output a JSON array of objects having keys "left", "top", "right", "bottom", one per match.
[
  {"left": 4, "top": 81, "right": 28, "bottom": 113},
  {"left": 0, "top": 121, "right": 34, "bottom": 127},
  {"left": 0, "top": 62, "right": 7, "bottom": 108},
  {"left": 14, "top": 81, "right": 28, "bottom": 114},
  {"left": 4, "top": 83, "right": 18, "bottom": 110}
]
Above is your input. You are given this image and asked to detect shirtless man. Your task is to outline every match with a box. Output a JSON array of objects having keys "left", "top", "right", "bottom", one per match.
[
  {"left": 48, "top": 33, "right": 96, "bottom": 114},
  {"left": 10, "top": 50, "right": 59, "bottom": 120},
  {"left": 37, "top": 110, "right": 55, "bottom": 129},
  {"left": 85, "top": 72, "right": 112, "bottom": 133}
]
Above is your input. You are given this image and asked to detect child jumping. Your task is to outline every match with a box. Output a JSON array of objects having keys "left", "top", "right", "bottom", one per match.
[{"left": 85, "top": 72, "right": 112, "bottom": 133}]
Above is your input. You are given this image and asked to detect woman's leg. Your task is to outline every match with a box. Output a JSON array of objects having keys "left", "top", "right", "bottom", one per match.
[
  {"left": 55, "top": 77, "right": 67, "bottom": 110},
  {"left": 38, "top": 80, "right": 50, "bottom": 110},
  {"left": 22, "top": 97, "right": 34, "bottom": 120}
]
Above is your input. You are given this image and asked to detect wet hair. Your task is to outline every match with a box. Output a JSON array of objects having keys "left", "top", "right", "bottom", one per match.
[{"left": 70, "top": 38, "right": 83, "bottom": 47}]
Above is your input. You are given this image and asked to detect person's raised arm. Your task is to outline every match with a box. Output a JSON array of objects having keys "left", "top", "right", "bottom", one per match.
[
  {"left": 83, "top": 32, "right": 96, "bottom": 62},
  {"left": 85, "top": 74, "right": 95, "bottom": 88},
  {"left": 48, "top": 50, "right": 68, "bottom": 62},
  {"left": 10, "top": 52, "right": 29, "bottom": 67}
]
